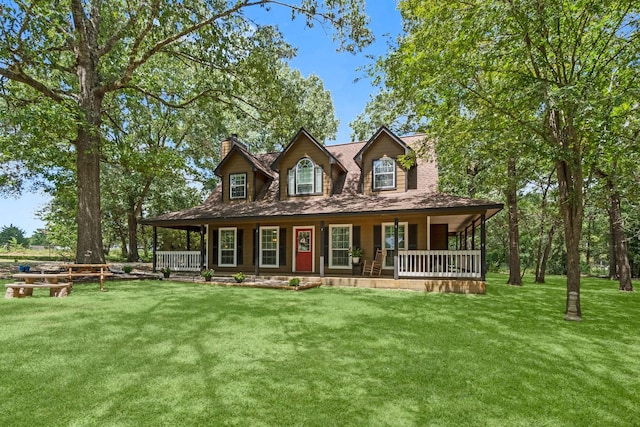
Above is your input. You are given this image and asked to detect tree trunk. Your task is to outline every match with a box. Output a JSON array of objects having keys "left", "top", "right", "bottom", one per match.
[
  {"left": 73, "top": 0, "right": 105, "bottom": 263},
  {"left": 506, "top": 157, "right": 521, "bottom": 285},
  {"left": 536, "top": 224, "right": 555, "bottom": 284},
  {"left": 610, "top": 190, "right": 633, "bottom": 291},
  {"left": 608, "top": 209, "right": 618, "bottom": 279},
  {"left": 127, "top": 209, "right": 140, "bottom": 262}
]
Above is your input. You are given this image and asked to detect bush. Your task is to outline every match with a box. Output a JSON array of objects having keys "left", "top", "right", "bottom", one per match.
[
  {"left": 122, "top": 265, "right": 133, "bottom": 274},
  {"left": 289, "top": 278, "right": 300, "bottom": 287},
  {"left": 233, "top": 272, "right": 245, "bottom": 283}
]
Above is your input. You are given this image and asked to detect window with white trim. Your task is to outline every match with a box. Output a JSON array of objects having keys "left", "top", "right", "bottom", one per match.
[
  {"left": 230, "top": 173, "right": 246, "bottom": 199},
  {"left": 382, "top": 222, "right": 407, "bottom": 268},
  {"left": 219, "top": 228, "right": 237, "bottom": 267},
  {"left": 373, "top": 158, "right": 396, "bottom": 190},
  {"left": 329, "top": 224, "right": 352, "bottom": 268},
  {"left": 260, "top": 226, "right": 279, "bottom": 267},
  {"left": 287, "top": 158, "right": 323, "bottom": 195}
]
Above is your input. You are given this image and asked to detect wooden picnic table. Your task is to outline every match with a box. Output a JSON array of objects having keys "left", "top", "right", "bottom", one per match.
[
  {"left": 60, "top": 264, "right": 113, "bottom": 291},
  {"left": 7, "top": 273, "right": 73, "bottom": 298}
]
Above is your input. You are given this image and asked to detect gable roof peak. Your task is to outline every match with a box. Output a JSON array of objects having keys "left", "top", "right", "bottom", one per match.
[
  {"left": 353, "top": 125, "right": 412, "bottom": 166},
  {"left": 270, "top": 127, "right": 347, "bottom": 173}
]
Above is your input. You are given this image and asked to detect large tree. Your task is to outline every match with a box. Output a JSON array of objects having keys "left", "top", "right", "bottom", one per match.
[
  {"left": 0, "top": 0, "right": 371, "bottom": 263},
  {"left": 362, "top": 0, "right": 639, "bottom": 320}
]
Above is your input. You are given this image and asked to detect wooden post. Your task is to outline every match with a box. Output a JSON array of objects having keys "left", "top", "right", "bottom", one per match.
[
  {"left": 152, "top": 226, "right": 158, "bottom": 272},
  {"left": 320, "top": 221, "right": 325, "bottom": 277},
  {"left": 186, "top": 230, "right": 191, "bottom": 251},
  {"left": 472, "top": 220, "right": 476, "bottom": 250},
  {"left": 200, "top": 225, "right": 205, "bottom": 270},
  {"left": 255, "top": 224, "right": 260, "bottom": 277},
  {"left": 394, "top": 218, "right": 399, "bottom": 280},
  {"left": 481, "top": 214, "right": 486, "bottom": 281}
]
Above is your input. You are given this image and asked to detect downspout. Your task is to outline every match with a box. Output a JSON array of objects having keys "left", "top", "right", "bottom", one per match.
[
  {"left": 481, "top": 214, "right": 487, "bottom": 281},
  {"left": 200, "top": 225, "right": 205, "bottom": 270},
  {"left": 255, "top": 224, "right": 260, "bottom": 277},
  {"left": 152, "top": 226, "right": 158, "bottom": 272},
  {"left": 320, "top": 221, "right": 325, "bottom": 277},
  {"left": 394, "top": 218, "right": 399, "bottom": 280}
]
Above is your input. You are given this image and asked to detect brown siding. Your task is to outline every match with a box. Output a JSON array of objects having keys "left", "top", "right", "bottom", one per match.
[
  {"left": 278, "top": 135, "right": 332, "bottom": 199},
  {"left": 430, "top": 224, "right": 448, "bottom": 250},
  {"left": 217, "top": 153, "right": 255, "bottom": 203},
  {"left": 361, "top": 134, "right": 407, "bottom": 195}
]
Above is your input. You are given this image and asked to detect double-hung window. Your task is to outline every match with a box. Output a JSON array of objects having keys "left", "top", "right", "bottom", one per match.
[
  {"left": 219, "top": 228, "right": 237, "bottom": 267},
  {"left": 260, "top": 226, "right": 279, "bottom": 267},
  {"left": 329, "top": 225, "right": 351, "bottom": 268},
  {"left": 382, "top": 222, "right": 407, "bottom": 268},
  {"left": 229, "top": 173, "right": 246, "bottom": 199},
  {"left": 288, "top": 158, "right": 323, "bottom": 195},
  {"left": 373, "top": 158, "right": 396, "bottom": 190}
]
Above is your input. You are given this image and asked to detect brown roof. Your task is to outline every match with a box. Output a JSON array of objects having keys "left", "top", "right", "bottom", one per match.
[{"left": 143, "top": 133, "right": 502, "bottom": 228}]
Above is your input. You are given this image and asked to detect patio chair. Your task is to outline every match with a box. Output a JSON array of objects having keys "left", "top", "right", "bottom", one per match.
[{"left": 362, "top": 249, "right": 384, "bottom": 276}]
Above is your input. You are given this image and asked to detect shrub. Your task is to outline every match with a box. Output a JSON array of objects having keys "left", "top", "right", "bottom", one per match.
[
  {"left": 122, "top": 265, "right": 133, "bottom": 274},
  {"left": 233, "top": 272, "right": 245, "bottom": 283},
  {"left": 289, "top": 278, "right": 300, "bottom": 287}
]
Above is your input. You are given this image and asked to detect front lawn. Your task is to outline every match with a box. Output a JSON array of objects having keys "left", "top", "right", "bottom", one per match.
[{"left": 1, "top": 275, "right": 638, "bottom": 426}]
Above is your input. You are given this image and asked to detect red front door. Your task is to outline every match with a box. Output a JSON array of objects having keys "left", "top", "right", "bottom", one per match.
[{"left": 295, "top": 228, "right": 313, "bottom": 272}]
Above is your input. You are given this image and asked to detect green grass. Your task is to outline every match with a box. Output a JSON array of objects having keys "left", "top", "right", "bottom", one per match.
[{"left": 1, "top": 274, "right": 639, "bottom": 426}]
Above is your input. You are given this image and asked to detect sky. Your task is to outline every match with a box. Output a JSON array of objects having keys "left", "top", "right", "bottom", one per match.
[{"left": 0, "top": 1, "right": 403, "bottom": 236}]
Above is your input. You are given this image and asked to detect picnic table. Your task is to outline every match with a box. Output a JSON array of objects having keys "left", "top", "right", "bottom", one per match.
[
  {"left": 6, "top": 273, "right": 73, "bottom": 298},
  {"left": 60, "top": 264, "right": 113, "bottom": 291}
]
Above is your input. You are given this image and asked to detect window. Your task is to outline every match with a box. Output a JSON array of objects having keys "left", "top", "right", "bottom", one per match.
[
  {"left": 288, "top": 158, "right": 323, "bottom": 195},
  {"left": 260, "top": 226, "right": 279, "bottom": 267},
  {"left": 230, "top": 173, "right": 246, "bottom": 199},
  {"left": 329, "top": 225, "right": 352, "bottom": 268},
  {"left": 219, "top": 228, "right": 237, "bottom": 266},
  {"left": 373, "top": 158, "right": 396, "bottom": 190},
  {"left": 382, "top": 222, "right": 407, "bottom": 268}
]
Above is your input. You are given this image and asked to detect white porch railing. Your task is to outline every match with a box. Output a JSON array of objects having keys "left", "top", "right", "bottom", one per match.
[
  {"left": 156, "top": 251, "right": 205, "bottom": 272},
  {"left": 398, "top": 250, "right": 482, "bottom": 278}
]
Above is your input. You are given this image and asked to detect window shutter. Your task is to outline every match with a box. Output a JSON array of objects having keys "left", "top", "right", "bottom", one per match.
[
  {"left": 373, "top": 225, "right": 382, "bottom": 254},
  {"left": 279, "top": 228, "right": 287, "bottom": 266},
  {"left": 315, "top": 166, "right": 323, "bottom": 193},
  {"left": 252, "top": 228, "right": 256, "bottom": 265},
  {"left": 408, "top": 224, "right": 418, "bottom": 250},
  {"left": 212, "top": 229, "right": 218, "bottom": 265},
  {"left": 237, "top": 229, "right": 244, "bottom": 265},
  {"left": 323, "top": 227, "right": 329, "bottom": 266},
  {"left": 287, "top": 169, "right": 295, "bottom": 195},
  {"left": 353, "top": 226, "right": 361, "bottom": 249}
]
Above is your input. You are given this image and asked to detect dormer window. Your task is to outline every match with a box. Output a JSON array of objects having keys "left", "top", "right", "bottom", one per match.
[
  {"left": 230, "top": 173, "right": 246, "bottom": 199},
  {"left": 373, "top": 158, "right": 396, "bottom": 190},
  {"left": 288, "top": 158, "right": 323, "bottom": 195}
]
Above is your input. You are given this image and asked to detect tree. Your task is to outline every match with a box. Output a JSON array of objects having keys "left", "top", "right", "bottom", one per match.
[
  {"left": 0, "top": 224, "right": 28, "bottom": 248},
  {"left": 0, "top": 0, "right": 372, "bottom": 263},
  {"left": 361, "top": 0, "right": 639, "bottom": 320}
]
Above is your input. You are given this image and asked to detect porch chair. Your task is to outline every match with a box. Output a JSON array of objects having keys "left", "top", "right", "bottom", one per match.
[{"left": 362, "top": 248, "right": 384, "bottom": 276}]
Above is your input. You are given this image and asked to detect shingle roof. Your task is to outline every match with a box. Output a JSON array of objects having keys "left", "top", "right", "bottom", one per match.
[{"left": 142, "top": 133, "right": 502, "bottom": 228}]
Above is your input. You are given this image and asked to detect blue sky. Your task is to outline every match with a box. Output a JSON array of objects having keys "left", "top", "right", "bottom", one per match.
[{"left": 0, "top": 2, "right": 402, "bottom": 235}]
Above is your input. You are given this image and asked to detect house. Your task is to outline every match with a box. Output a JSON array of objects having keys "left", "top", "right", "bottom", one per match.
[{"left": 141, "top": 126, "right": 502, "bottom": 291}]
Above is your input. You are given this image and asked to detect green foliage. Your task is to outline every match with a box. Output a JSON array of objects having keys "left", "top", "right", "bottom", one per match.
[
  {"left": 0, "top": 224, "right": 28, "bottom": 248},
  {"left": 233, "top": 272, "right": 246, "bottom": 283},
  {"left": 288, "top": 277, "right": 300, "bottom": 287},
  {"left": 201, "top": 269, "right": 214, "bottom": 278},
  {"left": 122, "top": 265, "right": 134, "bottom": 274}
]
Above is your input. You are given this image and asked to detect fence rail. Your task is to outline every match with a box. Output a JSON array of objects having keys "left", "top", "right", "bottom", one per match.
[
  {"left": 156, "top": 251, "right": 204, "bottom": 272},
  {"left": 398, "top": 250, "right": 482, "bottom": 278}
]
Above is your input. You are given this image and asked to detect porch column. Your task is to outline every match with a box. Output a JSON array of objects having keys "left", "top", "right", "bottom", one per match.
[
  {"left": 255, "top": 224, "right": 260, "bottom": 276},
  {"left": 186, "top": 230, "right": 191, "bottom": 251},
  {"left": 464, "top": 227, "right": 468, "bottom": 250},
  {"left": 320, "top": 221, "right": 325, "bottom": 277},
  {"left": 472, "top": 220, "right": 476, "bottom": 250},
  {"left": 481, "top": 213, "right": 487, "bottom": 281},
  {"left": 152, "top": 226, "right": 158, "bottom": 272},
  {"left": 200, "top": 225, "right": 205, "bottom": 270},
  {"left": 393, "top": 218, "right": 399, "bottom": 280},
  {"left": 426, "top": 216, "right": 431, "bottom": 250}
]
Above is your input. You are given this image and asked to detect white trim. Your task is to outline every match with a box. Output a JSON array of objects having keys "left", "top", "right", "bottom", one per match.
[
  {"left": 259, "top": 226, "right": 279, "bottom": 268},
  {"left": 373, "top": 158, "right": 396, "bottom": 190},
  {"left": 229, "top": 173, "right": 247, "bottom": 199},
  {"left": 218, "top": 227, "right": 237, "bottom": 267},
  {"left": 293, "top": 226, "right": 315, "bottom": 273},
  {"left": 329, "top": 224, "right": 352, "bottom": 269}
]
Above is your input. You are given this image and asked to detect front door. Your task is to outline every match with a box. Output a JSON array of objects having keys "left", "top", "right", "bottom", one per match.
[{"left": 295, "top": 228, "right": 313, "bottom": 272}]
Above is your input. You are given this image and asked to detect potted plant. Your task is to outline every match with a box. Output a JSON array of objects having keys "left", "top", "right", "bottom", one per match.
[
  {"left": 349, "top": 247, "right": 363, "bottom": 264},
  {"left": 233, "top": 272, "right": 245, "bottom": 283},
  {"left": 160, "top": 267, "right": 171, "bottom": 278},
  {"left": 289, "top": 277, "right": 300, "bottom": 288},
  {"left": 201, "top": 269, "right": 214, "bottom": 282}
]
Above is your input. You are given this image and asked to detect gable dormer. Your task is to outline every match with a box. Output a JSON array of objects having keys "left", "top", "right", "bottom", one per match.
[
  {"left": 271, "top": 128, "right": 347, "bottom": 200},
  {"left": 354, "top": 126, "right": 414, "bottom": 195},
  {"left": 214, "top": 136, "right": 273, "bottom": 203}
]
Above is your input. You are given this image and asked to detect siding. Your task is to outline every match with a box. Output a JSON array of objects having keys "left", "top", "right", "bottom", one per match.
[{"left": 361, "top": 134, "right": 407, "bottom": 195}]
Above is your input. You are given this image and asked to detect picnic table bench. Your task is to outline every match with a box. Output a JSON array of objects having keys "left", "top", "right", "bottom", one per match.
[{"left": 5, "top": 274, "right": 73, "bottom": 298}]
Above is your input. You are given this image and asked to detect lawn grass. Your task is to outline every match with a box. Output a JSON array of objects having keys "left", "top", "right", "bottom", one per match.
[{"left": 1, "top": 274, "right": 639, "bottom": 426}]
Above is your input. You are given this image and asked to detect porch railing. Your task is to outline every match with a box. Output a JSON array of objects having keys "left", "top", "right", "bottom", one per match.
[
  {"left": 398, "top": 250, "right": 482, "bottom": 279},
  {"left": 156, "top": 251, "right": 205, "bottom": 272}
]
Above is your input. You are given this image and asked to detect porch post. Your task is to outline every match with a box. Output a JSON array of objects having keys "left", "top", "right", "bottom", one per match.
[
  {"left": 464, "top": 227, "right": 468, "bottom": 250},
  {"left": 472, "top": 220, "right": 476, "bottom": 250},
  {"left": 255, "top": 223, "right": 260, "bottom": 276},
  {"left": 320, "top": 221, "right": 325, "bottom": 277},
  {"left": 394, "top": 218, "right": 399, "bottom": 280},
  {"left": 152, "top": 226, "right": 158, "bottom": 272},
  {"left": 200, "top": 225, "right": 205, "bottom": 270},
  {"left": 481, "top": 213, "right": 487, "bottom": 281},
  {"left": 426, "top": 216, "right": 431, "bottom": 250},
  {"left": 186, "top": 230, "right": 191, "bottom": 251}
]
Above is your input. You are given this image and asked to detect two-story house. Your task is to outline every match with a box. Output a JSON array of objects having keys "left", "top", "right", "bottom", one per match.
[{"left": 142, "top": 126, "right": 502, "bottom": 289}]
